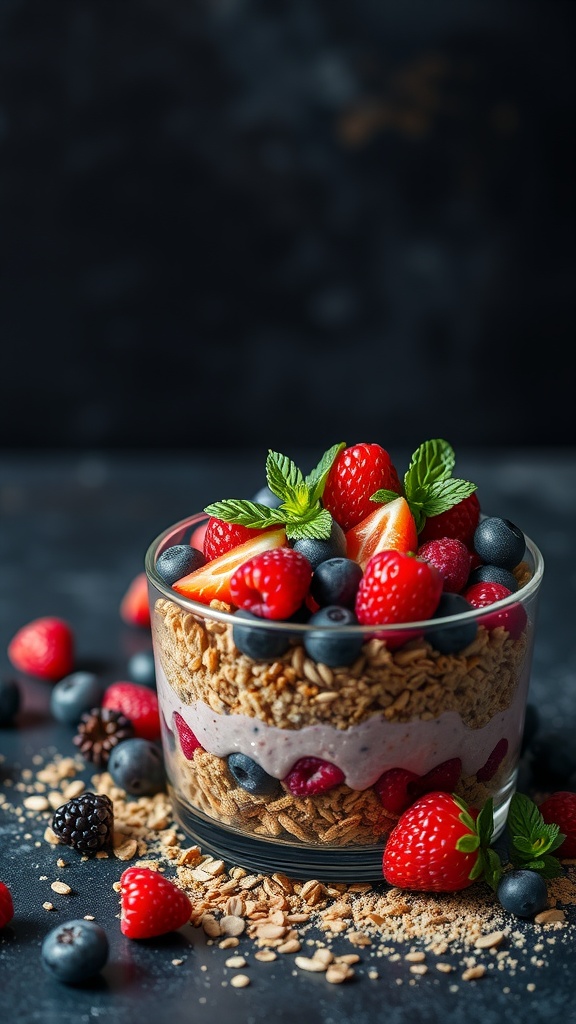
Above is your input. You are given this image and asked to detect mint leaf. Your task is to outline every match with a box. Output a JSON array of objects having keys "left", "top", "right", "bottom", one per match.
[
  {"left": 284, "top": 508, "right": 333, "bottom": 541},
  {"left": 305, "top": 442, "right": 346, "bottom": 505},
  {"left": 400, "top": 438, "right": 477, "bottom": 534},
  {"left": 370, "top": 488, "right": 402, "bottom": 505},
  {"left": 479, "top": 848, "right": 504, "bottom": 890},
  {"left": 203, "top": 500, "right": 286, "bottom": 529},
  {"left": 476, "top": 798, "right": 495, "bottom": 847},
  {"left": 266, "top": 451, "right": 305, "bottom": 502},
  {"left": 508, "top": 792, "right": 542, "bottom": 840},
  {"left": 404, "top": 439, "right": 455, "bottom": 495},
  {"left": 507, "top": 792, "right": 565, "bottom": 878},
  {"left": 418, "top": 479, "right": 477, "bottom": 519}
]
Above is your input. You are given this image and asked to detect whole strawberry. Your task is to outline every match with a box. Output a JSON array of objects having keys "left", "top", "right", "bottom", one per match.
[
  {"left": 0, "top": 881, "right": 14, "bottom": 928},
  {"left": 229, "top": 546, "right": 312, "bottom": 620},
  {"left": 419, "top": 492, "right": 481, "bottom": 547},
  {"left": 102, "top": 682, "right": 161, "bottom": 742},
  {"left": 355, "top": 550, "right": 443, "bottom": 627},
  {"left": 8, "top": 616, "right": 74, "bottom": 681},
  {"left": 383, "top": 791, "right": 499, "bottom": 892},
  {"left": 120, "top": 573, "right": 151, "bottom": 628},
  {"left": 538, "top": 792, "right": 576, "bottom": 858},
  {"left": 322, "top": 443, "right": 402, "bottom": 532},
  {"left": 120, "top": 866, "right": 192, "bottom": 939},
  {"left": 203, "top": 517, "right": 269, "bottom": 561}
]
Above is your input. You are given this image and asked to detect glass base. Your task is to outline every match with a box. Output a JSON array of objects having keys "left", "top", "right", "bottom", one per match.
[{"left": 169, "top": 772, "right": 517, "bottom": 883}]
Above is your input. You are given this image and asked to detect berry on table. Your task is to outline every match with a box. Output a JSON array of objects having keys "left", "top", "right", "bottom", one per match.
[
  {"left": 463, "top": 582, "right": 527, "bottom": 640},
  {"left": 417, "top": 537, "right": 471, "bottom": 593},
  {"left": 120, "top": 866, "right": 192, "bottom": 939},
  {"left": 0, "top": 881, "right": 14, "bottom": 928},
  {"left": 0, "top": 678, "right": 21, "bottom": 725},
  {"left": 73, "top": 707, "right": 134, "bottom": 768},
  {"left": 203, "top": 517, "right": 270, "bottom": 562},
  {"left": 229, "top": 546, "right": 312, "bottom": 620},
  {"left": 102, "top": 681, "right": 161, "bottom": 742},
  {"left": 310, "top": 557, "right": 364, "bottom": 609},
  {"left": 538, "top": 792, "right": 576, "bottom": 857},
  {"left": 155, "top": 544, "right": 206, "bottom": 585},
  {"left": 108, "top": 738, "right": 166, "bottom": 796},
  {"left": 497, "top": 869, "right": 548, "bottom": 918},
  {"left": 322, "top": 442, "right": 402, "bottom": 532},
  {"left": 473, "top": 517, "right": 525, "bottom": 570},
  {"left": 344, "top": 497, "right": 418, "bottom": 571},
  {"left": 41, "top": 919, "right": 109, "bottom": 985},
  {"left": 232, "top": 609, "right": 291, "bottom": 661},
  {"left": 227, "top": 753, "right": 281, "bottom": 796},
  {"left": 292, "top": 518, "right": 347, "bottom": 570},
  {"left": 283, "top": 756, "right": 345, "bottom": 796},
  {"left": 423, "top": 593, "right": 478, "bottom": 654},
  {"left": 120, "top": 573, "right": 151, "bottom": 628},
  {"left": 7, "top": 616, "right": 74, "bottom": 682},
  {"left": 49, "top": 671, "right": 105, "bottom": 725},
  {"left": 172, "top": 529, "right": 287, "bottom": 605},
  {"left": 52, "top": 792, "right": 114, "bottom": 855},
  {"left": 355, "top": 550, "right": 443, "bottom": 628},
  {"left": 173, "top": 712, "right": 202, "bottom": 759},
  {"left": 303, "top": 606, "right": 364, "bottom": 667}
]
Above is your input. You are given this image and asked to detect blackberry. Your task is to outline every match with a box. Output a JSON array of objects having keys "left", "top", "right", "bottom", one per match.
[
  {"left": 73, "top": 706, "right": 134, "bottom": 768},
  {"left": 52, "top": 792, "right": 114, "bottom": 855}
]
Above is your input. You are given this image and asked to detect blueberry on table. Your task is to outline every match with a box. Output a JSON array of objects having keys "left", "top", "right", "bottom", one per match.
[
  {"left": 497, "top": 870, "right": 548, "bottom": 918},
  {"left": 108, "top": 738, "right": 166, "bottom": 795},
  {"left": 310, "top": 557, "right": 363, "bottom": 609},
  {"left": 227, "top": 752, "right": 281, "bottom": 796},
  {"left": 50, "top": 672, "right": 105, "bottom": 725},
  {"left": 232, "top": 609, "right": 291, "bottom": 660},
  {"left": 292, "top": 518, "right": 347, "bottom": 570},
  {"left": 0, "top": 678, "right": 20, "bottom": 725},
  {"left": 303, "top": 606, "right": 364, "bottom": 667},
  {"left": 41, "top": 919, "right": 109, "bottom": 985},
  {"left": 423, "top": 593, "right": 478, "bottom": 654},
  {"left": 473, "top": 517, "right": 526, "bottom": 570},
  {"left": 156, "top": 544, "right": 206, "bottom": 585},
  {"left": 467, "top": 564, "right": 519, "bottom": 592},
  {"left": 127, "top": 650, "right": 156, "bottom": 688}
]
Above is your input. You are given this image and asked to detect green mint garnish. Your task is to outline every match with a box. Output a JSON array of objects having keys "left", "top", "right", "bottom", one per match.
[
  {"left": 371, "top": 438, "right": 477, "bottom": 534},
  {"left": 452, "top": 795, "right": 503, "bottom": 890},
  {"left": 506, "top": 792, "right": 566, "bottom": 879},
  {"left": 204, "top": 443, "right": 346, "bottom": 542}
]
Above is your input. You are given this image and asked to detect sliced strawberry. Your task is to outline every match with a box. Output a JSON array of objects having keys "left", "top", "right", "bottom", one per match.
[
  {"left": 173, "top": 712, "right": 202, "bottom": 758},
  {"left": 203, "top": 517, "right": 272, "bottom": 561},
  {"left": 345, "top": 497, "right": 418, "bottom": 571},
  {"left": 172, "top": 528, "right": 287, "bottom": 605}
]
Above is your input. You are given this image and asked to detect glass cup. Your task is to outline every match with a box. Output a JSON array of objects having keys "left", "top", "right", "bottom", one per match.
[{"left": 145, "top": 513, "right": 544, "bottom": 881}]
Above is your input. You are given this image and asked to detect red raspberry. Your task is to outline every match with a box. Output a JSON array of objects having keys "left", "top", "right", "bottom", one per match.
[
  {"left": 323, "top": 443, "right": 402, "bottom": 532},
  {"left": 375, "top": 758, "right": 462, "bottom": 815},
  {"left": 419, "top": 492, "right": 481, "bottom": 547},
  {"left": 417, "top": 537, "right": 471, "bottom": 593},
  {"left": 8, "top": 616, "right": 74, "bottom": 682},
  {"left": 120, "top": 573, "right": 151, "bottom": 628},
  {"left": 476, "top": 738, "right": 508, "bottom": 782},
  {"left": 463, "top": 582, "right": 527, "bottom": 640},
  {"left": 355, "top": 550, "right": 443, "bottom": 627},
  {"left": 173, "top": 712, "right": 202, "bottom": 759},
  {"left": 229, "top": 546, "right": 312, "bottom": 620},
  {"left": 538, "top": 791, "right": 576, "bottom": 858},
  {"left": 0, "top": 881, "right": 14, "bottom": 928},
  {"left": 120, "top": 866, "right": 192, "bottom": 939},
  {"left": 283, "top": 757, "right": 345, "bottom": 796},
  {"left": 102, "top": 682, "right": 160, "bottom": 741},
  {"left": 203, "top": 517, "right": 269, "bottom": 561}
]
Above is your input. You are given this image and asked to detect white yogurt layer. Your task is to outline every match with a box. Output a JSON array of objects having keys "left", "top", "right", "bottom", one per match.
[{"left": 155, "top": 659, "right": 529, "bottom": 791}]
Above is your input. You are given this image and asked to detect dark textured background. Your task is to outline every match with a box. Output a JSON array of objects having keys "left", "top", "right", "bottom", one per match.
[{"left": 0, "top": 0, "right": 575, "bottom": 452}]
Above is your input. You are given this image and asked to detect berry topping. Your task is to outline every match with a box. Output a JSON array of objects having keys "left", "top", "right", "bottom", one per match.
[
  {"left": 51, "top": 792, "right": 114, "bottom": 855},
  {"left": 156, "top": 544, "right": 206, "bottom": 585},
  {"left": 229, "top": 546, "right": 312, "bottom": 620},
  {"left": 203, "top": 518, "right": 269, "bottom": 562},
  {"left": 0, "top": 678, "right": 20, "bottom": 726},
  {"left": 173, "top": 712, "right": 202, "bottom": 759},
  {"left": 232, "top": 609, "right": 291, "bottom": 661},
  {"left": 463, "top": 582, "right": 527, "bottom": 639},
  {"left": 310, "top": 557, "right": 363, "bottom": 609},
  {"left": 72, "top": 707, "right": 135, "bottom": 768},
  {"left": 102, "top": 681, "right": 161, "bottom": 742},
  {"left": 227, "top": 753, "right": 281, "bottom": 796},
  {"left": 423, "top": 593, "right": 478, "bottom": 653},
  {"left": 8, "top": 616, "right": 74, "bottom": 682},
  {"left": 497, "top": 870, "right": 548, "bottom": 918},
  {"left": 417, "top": 537, "right": 471, "bottom": 593},
  {"left": 108, "top": 738, "right": 166, "bottom": 796},
  {"left": 292, "top": 518, "right": 347, "bottom": 570},
  {"left": 120, "top": 573, "right": 151, "bottom": 628},
  {"left": 41, "top": 920, "right": 109, "bottom": 985},
  {"left": 473, "top": 517, "right": 525, "bottom": 570},
  {"left": 355, "top": 550, "right": 443, "bottom": 628},
  {"left": 303, "top": 606, "right": 364, "bottom": 667},
  {"left": 120, "top": 866, "right": 192, "bottom": 939},
  {"left": 375, "top": 758, "right": 462, "bottom": 815},
  {"left": 467, "top": 564, "right": 519, "bottom": 592},
  {"left": 49, "top": 671, "right": 105, "bottom": 725},
  {"left": 476, "top": 738, "right": 509, "bottom": 782},
  {"left": 344, "top": 497, "right": 418, "bottom": 571},
  {"left": 0, "top": 881, "right": 14, "bottom": 929},
  {"left": 172, "top": 528, "right": 287, "bottom": 605},
  {"left": 418, "top": 492, "right": 481, "bottom": 547},
  {"left": 322, "top": 442, "right": 402, "bottom": 532},
  {"left": 283, "top": 756, "right": 345, "bottom": 796},
  {"left": 538, "top": 792, "right": 576, "bottom": 858}
]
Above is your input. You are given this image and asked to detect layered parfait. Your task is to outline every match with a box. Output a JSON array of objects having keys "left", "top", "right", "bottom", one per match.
[{"left": 146, "top": 440, "right": 542, "bottom": 868}]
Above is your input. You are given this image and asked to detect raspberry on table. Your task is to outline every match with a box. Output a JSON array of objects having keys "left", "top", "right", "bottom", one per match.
[{"left": 51, "top": 792, "right": 114, "bottom": 855}]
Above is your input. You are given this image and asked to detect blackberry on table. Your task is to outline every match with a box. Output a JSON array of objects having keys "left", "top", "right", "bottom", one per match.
[
  {"left": 52, "top": 792, "right": 114, "bottom": 855},
  {"left": 73, "top": 706, "right": 134, "bottom": 768}
]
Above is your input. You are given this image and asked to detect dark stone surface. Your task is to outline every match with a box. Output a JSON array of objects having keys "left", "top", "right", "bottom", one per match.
[
  {"left": 0, "top": 449, "right": 575, "bottom": 1021},
  {"left": 0, "top": 2, "right": 575, "bottom": 451}
]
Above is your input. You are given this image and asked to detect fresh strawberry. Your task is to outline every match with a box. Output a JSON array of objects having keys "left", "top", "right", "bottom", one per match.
[
  {"left": 463, "top": 582, "right": 527, "bottom": 639},
  {"left": 382, "top": 791, "right": 496, "bottom": 892},
  {"left": 120, "top": 866, "right": 192, "bottom": 939},
  {"left": 476, "top": 738, "right": 508, "bottom": 782},
  {"left": 355, "top": 550, "right": 443, "bottom": 627},
  {"left": 120, "top": 573, "right": 151, "bottom": 628},
  {"left": 283, "top": 757, "right": 345, "bottom": 796},
  {"left": 375, "top": 758, "right": 462, "bottom": 815},
  {"left": 8, "top": 616, "right": 74, "bottom": 682},
  {"left": 417, "top": 537, "right": 471, "bottom": 593},
  {"left": 322, "top": 443, "right": 402, "bottom": 532},
  {"left": 102, "top": 682, "right": 160, "bottom": 741},
  {"left": 0, "top": 881, "right": 14, "bottom": 928},
  {"left": 538, "top": 791, "right": 576, "bottom": 858},
  {"left": 203, "top": 517, "right": 270, "bottom": 562},
  {"left": 173, "top": 712, "right": 202, "bottom": 759},
  {"left": 418, "top": 492, "right": 481, "bottom": 547},
  {"left": 229, "top": 546, "right": 312, "bottom": 620},
  {"left": 345, "top": 496, "right": 418, "bottom": 571},
  {"left": 172, "top": 528, "right": 286, "bottom": 605}
]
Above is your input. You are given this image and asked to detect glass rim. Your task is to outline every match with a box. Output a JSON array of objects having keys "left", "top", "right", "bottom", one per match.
[{"left": 145, "top": 512, "right": 545, "bottom": 635}]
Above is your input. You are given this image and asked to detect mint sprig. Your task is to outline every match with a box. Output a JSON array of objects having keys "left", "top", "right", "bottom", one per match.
[
  {"left": 507, "top": 792, "right": 566, "bottom": 878},
  {"left": 371, "top": 438, "right": 477, "bottom": 534},
  {"left": 204, "top": 443, "right": 345, "bottom": 542},
  {"left": 452, "top": 795, "right": 503, "bottom": 890}
]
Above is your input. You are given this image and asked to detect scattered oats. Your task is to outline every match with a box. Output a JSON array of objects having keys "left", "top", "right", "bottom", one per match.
[
  {"left": 295, "top": 956, "right": 328, "bottom": 973},
  {"left": 113, "top": 838, "right": 139, "bottom": 861},
  {"left": 225, "top": 956, "right": 247, "bottom": 969},
  {"left": 277, "top": 939, "right": 301, "bottom": 954},
  {"left": 230, "top": 974, "right": 250, "bottom": 988},
  {"left": 462, "top": 965, "right": 486, "bottom": 981},
  {"left": 534, "top": 909, "right": 566, "bottom": 925},
  {"left": 368, "top": 969, "right": 379, "bottom": 980},
  {"left": 172, "top": 959, "right": 184, "bottom": 966},
  {"left": 220, "top": 915, "right": 246, "bottom": 937},
  {"left": 312, "top": 948, "right": 334, "bottom": 967},
  {"left": 225, "top": 897, "right": 245, "bottom": 918},
  {"left": 42, "top": 902, "right": 55, "bottom": 911},
  {"left": 405, "top": 950, "right": 426, "bottom": 962},
  {"left": 527, "top": 983, "right": 536, "bottom": 992},
  {"left": 44, "top": 827, "right": 61, "bottom": 846},
  {"left": 84, "top": 915, "right": 95, "bottom": 921},
  {"left": 475, "top": 931, "right": 504, "bottom": 950},
  {"left": 255, "top": 950, "right": 277, "bottom": 962},
  {"left": 95, "top": 851, "right": 109, "bottom": 859},
  {"left": 409, "top": 964, "right": 428, "bottom": 976},
  {"left": 62, "top": 780, "right": 85, "bottom": 800},
  {"left": 219, "top": 937, "right": 239, "bottom": 949},
  {"left": 56, "top": 858, "right": 67, "bottom": 868},
  {"left": 202, "top": 914, "right": 221, "bottom": 938},
  {"left": 24, "top": 795, "right": 50, "bottom": 811},
  {"left": 436, "top": 963, "right": 453, "bottom": 973},
  {"left": 112, "top": 881, "right": 122, "bottom": 892},
  {"left": 335, "top": 954, "right": 360, "bottom": 965},
  {"left": 51, "top": 881, "right": 72, "bottom": 895},
  {"left": 326, "top": 963, "right": 354, "bottom": 984},
  {"left": 256, "top": 923, "right": 286, "bottom": 940}
]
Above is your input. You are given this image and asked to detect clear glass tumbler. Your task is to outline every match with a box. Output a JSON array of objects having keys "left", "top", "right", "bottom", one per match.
[{"left": 145, "top": 513, "right": 544, "bottom": 881}]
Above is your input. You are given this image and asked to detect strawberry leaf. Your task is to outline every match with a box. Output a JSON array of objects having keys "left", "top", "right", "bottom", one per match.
[
  {"left": 476, "top": 798, "right": 495, "bottom": 847},
  {"left": 456, "top": 834, "right": 480, "bottom": 853}
]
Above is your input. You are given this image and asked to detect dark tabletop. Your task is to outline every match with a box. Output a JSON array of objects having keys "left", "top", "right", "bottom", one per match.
[{"left": 1, "top": 448, "right": 575, "bottom": 1024}]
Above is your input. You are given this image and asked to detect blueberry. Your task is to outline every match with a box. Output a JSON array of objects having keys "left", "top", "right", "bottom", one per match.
[
  {"left": 467, "top": 564, "right": 519, "bottom": 592},
  {"left": 0, "top": 678, "right": 20, "bottom": 725},
  {"left": 423, "top": 593, "right": 478, "bottom": 654},
  {"left": 304, "top": 606, "right": 364, "bottom": 667},
  {"left": 473, "top": 517, "right": 526, "bottom": 570},
  {"left": 156, "top": 544, "right": 206, "bottom": 586},
  {"left": 41, "top": 919, "right": 109, "bottom": 984},
  {"left": 232, "top": 609, "right": 291, "bottom": 661},
  {"left": 292, "top": 519, "right": 347, "bottom": 570},
  {"left": 127, "top": 650, "right": 156, "bottom": 688},
  {"left": 107, "top": 738, "right": 166, "bottom": 795},
  {"left": 251, "top": 485, "right": 283, "bottom": 509},
  {"left": 497, "top": 870, "right": 548, "bottom": 918},
  {"left": 50, "top": 672, "right": 105, "bottom": 725},
  {"left": 310, "top": 558, "right": 363, "bottom": 609},
  {"left": 227, "top": 752, "right": 280, "bottom": 796}
]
